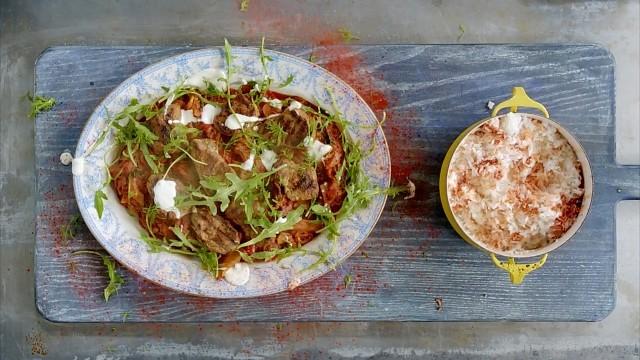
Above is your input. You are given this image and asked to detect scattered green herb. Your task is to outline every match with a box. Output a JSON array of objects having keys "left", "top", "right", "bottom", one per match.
[
  {"left": 27, "top": 93, "right": 56, "bottom": 119},
  {"left": 259, "top": 37, "right": 273, "bottom": 74},
  {"left": 223, "top": 38, "right": 236, "bottom": 114},
  {"left": 238, "top": 206, "right": 305, "bottom": 248},
  {"left": 111, "top": 103, "right": 160, "bottom": 172},
  {"left": 170, "top": 227, "right": 201, "bottom": 252},
  {"left": 94, "top": 166, "right": 114, "bottom": 219},
  {"left": 72, "top": 250, "right": 124, "bottom": 302},
  {"left": 163, "top": 124, "right": 205, "bottom": 165},
  {"left": 94, "top": 189, "right": 108, "bottom": 219},
  {"left": 338, "top": 28, "right": 360, "bottom": 43},
  {"left": 200, "top": 165, "right": 283, "bottom": 215},
  {"left": 239, "top": 0, "right": 249, "bottom": 12},
  {"left": 457, "top": 24, "right": 465, "bottom": 42},
  {"left": 197, "top": 249, "right": 219, "bottom": 276},
  {"left": 343, "top": 274, "right": 352, "bottom": 288},
  {"left": 121, "top": 311, "right": 129, "bottom": 322},
  {"left": 60, "top": 214, "right": 83, "bottom": 243},
  {"left": 277, "top": 74, "right": 295, "bottom": 88}
]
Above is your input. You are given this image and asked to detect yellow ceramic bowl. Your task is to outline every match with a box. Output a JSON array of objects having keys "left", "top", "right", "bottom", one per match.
[{"left": 439, "top": 87, "right": 593, "bottom": 284}]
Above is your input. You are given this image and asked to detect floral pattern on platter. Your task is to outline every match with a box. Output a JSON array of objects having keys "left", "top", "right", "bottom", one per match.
[{"left": 73, "top": 47, "right": 390, "bottom": 298}]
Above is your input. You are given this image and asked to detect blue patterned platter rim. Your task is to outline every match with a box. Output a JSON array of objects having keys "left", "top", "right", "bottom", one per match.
[{"left": 73, "top": 47, "right": 390, "bottom": 298}]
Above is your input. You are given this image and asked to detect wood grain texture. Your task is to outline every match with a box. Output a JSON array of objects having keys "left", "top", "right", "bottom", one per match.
[{"left": 34, "top": 45, "right": 637, "bottom": 322}]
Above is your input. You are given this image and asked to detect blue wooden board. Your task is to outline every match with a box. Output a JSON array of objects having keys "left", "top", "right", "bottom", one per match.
[{"left": 34, "top": 45, "right": 639, "bottom": 322}]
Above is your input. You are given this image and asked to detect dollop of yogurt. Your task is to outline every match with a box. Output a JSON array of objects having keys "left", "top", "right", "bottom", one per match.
[
  {"left": 200, "top": 104, "right": 221, "bottom": 124},
  {"left": 224, "top": 262, "right": 250, "bottom": 286},
  {"left": 303, "top": 136, "right": 333, "bottom": 161},
  {"left": 260, "top": 149, "right": 278, "bottom": 171},
  {"left": 262, "top": 98, "right": 283, "bottom": 109},
  {"left": 72, "top": 157, "right": 85, "bottom": 175},
  {"left": 169, "top": 109, "right": 198, "bottom": 125},
  {"left": 153, "top": 179, "right": 180, "bottom": 217},
  {"left": 287, "top": 100, "right": 303, "bottom": 111},
  {"left": 224, "top": 113, "right": 264, "bottom": 130},
  {"left": 240, "top": 153, "right": 256, "bottom": 171}
]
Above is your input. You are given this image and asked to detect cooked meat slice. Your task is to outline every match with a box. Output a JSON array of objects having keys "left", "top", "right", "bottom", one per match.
[
  {"left": 278, "top": 160, "right": 319, "bottom": 201},
  {"left": 230, "top": 93, "right": 259, "bottom": 117},
  {"left": 168, "top": 158, "right": 200, "bottom": 188},
  {"left": 223, "top": 137, "right": 252, "bottom": 164},
  {"left": 323, "top": 122, "right": 345, "bottom": 178},
  {"left": 320, "top": 179, "right": 346, "bottom": 212},
  {"left": 276, "top": 109, "right": 310, "bottom": 147},
  {"left": 292, "top": 219, "right": 323, "bottom": 233},
  {"left": 184, "top": 94, "right": 202, "bottom": 117},
  {"left": 190, "top": 208, "right": 240, "bottom": 254},
  {"left": 224, "top": 201, "right": 258, "bottom": 239},
  {"left": 190, "top": 138, "right": 232, "bottom": 180},
  {"left": 167, "top": 100, "right": 184, "bottom": 121},
  {"left": 193, "top": 122, "right": 222, "bottom": 143}
]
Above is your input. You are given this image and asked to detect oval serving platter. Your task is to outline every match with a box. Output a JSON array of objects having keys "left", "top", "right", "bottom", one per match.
[{"left": 73, "top": 46, "right": 390, "bottom": 298}]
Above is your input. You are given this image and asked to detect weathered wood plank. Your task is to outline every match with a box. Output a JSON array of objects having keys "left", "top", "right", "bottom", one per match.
[{"left": 34, "top": 45, "right": 632, "bottom": 322}]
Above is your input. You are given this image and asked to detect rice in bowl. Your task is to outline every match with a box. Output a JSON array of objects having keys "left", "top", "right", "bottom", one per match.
[{"left": 447, "top": 113, "right": 585, "bottom": 253}]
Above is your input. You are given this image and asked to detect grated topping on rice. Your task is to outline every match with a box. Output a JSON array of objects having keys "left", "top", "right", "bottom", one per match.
[{"left": 447, "top": 113, "right": 584, "bottom": 253}]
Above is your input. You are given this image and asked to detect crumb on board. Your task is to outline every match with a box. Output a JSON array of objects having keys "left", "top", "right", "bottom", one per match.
[
  {"left": 404, "top": 178, "right": 416, "bottom": 200},
  {"left": 288, "top": 277, "right": 301, "bottom": 290},
  {"left": 435, "top": 297, "right": 444, "bottom": 311}
]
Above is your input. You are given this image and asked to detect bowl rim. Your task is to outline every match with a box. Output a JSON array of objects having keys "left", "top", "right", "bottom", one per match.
[
  {"left": 443, "top": 112, "right": 594, "bottom": 258},
  {"left": 72, "top": 46, "right": 391, "bottom": 297}
]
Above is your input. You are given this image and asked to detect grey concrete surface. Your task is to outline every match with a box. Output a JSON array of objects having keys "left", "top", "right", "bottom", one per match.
[{"left": 1, "top": 0, "right": 638, "bottom": 359}]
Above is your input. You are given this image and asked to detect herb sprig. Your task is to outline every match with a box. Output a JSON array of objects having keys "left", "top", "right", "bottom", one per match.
[
  {"left": 72, "top": 250, "right": 124, "bottom": 302},
  {"left": 60, "top": 214, "right": 83, "bottom": 243},
  {"left": 27, "top": 93, "right": 56, "bottom": 119}
]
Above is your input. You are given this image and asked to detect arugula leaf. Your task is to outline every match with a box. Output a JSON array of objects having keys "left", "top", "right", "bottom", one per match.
[
  {"left": 277, "top": 74, "right": 295, "bottom": 88},
  {"left": 237, "top": 250, "right": 254, "bottom": 263},
  {"left": 94, "top": 189, "right": 108, "bottom": 219},
  {"left": 27, "top": 93, "right": 56, "bottom": 119},
  {"left": 223, "top": 38, "right": 236, "bottom": 114},
  {"left": 304, "top": 244, "right": 335, "bottom": 271},
  {"left": 175, "top": 190, "right": 219, "bottom": 215},
  {"left": 457, "top": 24, "right": 466, "bottom": 42},
  {"left": 338, "top": 28, "right": 360, "bottom": 43},
  {"left": 114, "top": 98, "right": 158, "bottom": 123},
  {"left": 266, "top": 121, "right": 287, "bottom": 146},
  {"left": 162, "top": 124, "right": 206, "bottom": 165},
  {"left": 197, "top": 249, "right": 219, "bottom": 276},
  {"left": 310, "top": 204, "right": 339, "bottom": 239},
  {"left": 140, "top": 233, "right": 196, "bottom": 256},
  {"left": 238, "top": 206, "right": 305, "bottom": 248},
  {"left": 112, "top": 117, "right": 159, "bottom": 169},
  {"left": 170, "top": 227, "right": 200, "bottom": 252},
  {"left": 249, "top": 246, "right": 307, "bottom": 262},
  {"left": 200, "top": 165, "right": 283, "bottom": 213},
  {"left": 144, "top": 205, "right": 159, "bottom": 237},
  {"left": 72, "top": 250, "right": 124, "bottom": 302},
  {"left": 103, "top": 255, "right": 125, "bottom": 301},
  {"left": 259, "top": 37, "right": 273, "bottom": 74},
  {"left": 60, "top": 214, "right": 83, "bottom": 243},
  {"left": 343, "top": 274, "right": 352, "bottom": 288}
]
